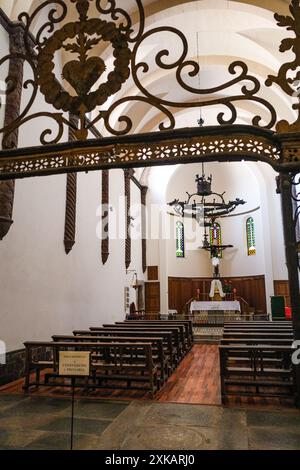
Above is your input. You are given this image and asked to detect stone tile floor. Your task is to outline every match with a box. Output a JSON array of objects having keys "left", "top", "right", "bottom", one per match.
[{"left": 0, "top": 395, "right": 299, "bottom": 450}]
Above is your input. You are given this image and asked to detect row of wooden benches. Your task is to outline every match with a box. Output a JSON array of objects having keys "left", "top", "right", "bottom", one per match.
[
  {"left": 23, "top": 320, "right": 193, "bottom": 397},
  {"left": 219, "top": 321, "right": 296, "bottom": 403}
]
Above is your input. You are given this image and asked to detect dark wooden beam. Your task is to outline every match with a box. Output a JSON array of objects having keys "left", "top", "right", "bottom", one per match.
[
  {"left": 101, "top": 169, "right": 109, "bottom": 264},
  {"left": 141, "top": 185, "right": 148, "bottom": 273},
  {"left": 0, "top": 15, "right": 27, "bottom": 239},
  {"left": 278, "top": 172, "right": 300, "bottom": 406},
  {"left": 0, "top": 125, "right": 284, "bottom": 181},
  {"left": 124, "top": 168, "right": 134, "bottom": 270},
  {"left": 64, "top": 114, "right": 79, "bottom": 254}
]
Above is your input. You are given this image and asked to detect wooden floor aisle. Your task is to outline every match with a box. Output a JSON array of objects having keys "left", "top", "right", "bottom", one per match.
[
  {"left": 0, "top": 345, "right": 295, "bottom": 407},
  {"left": 157, "top": 345, "right": 221, "bottom": 404}
]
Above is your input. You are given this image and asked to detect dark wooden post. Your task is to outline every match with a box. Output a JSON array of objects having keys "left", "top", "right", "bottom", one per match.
[
  {"left": 0, "top": 20, "right": 26, "bottom": 240},
  {"left": 124, "top": 169, "right": 134, "bottom": 270},
  {"left": 141, "top": 185, "right": 148, "bottom": 273},
  {"left": 278, "top": 172, "right": 300, "bottom": 405},
  {"left": 101, "top": 169, "right": 109, "bottom": 264},
  {"left": 64, "top": 114, "right": 79, "bottom": 254}
]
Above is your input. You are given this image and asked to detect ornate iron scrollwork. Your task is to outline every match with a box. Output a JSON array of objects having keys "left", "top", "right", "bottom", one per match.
[
  {"left": 0, "top": 0, "right": 281, "bottom": 147},
  {"left": 104, "top": 39, "right": 277, "bottom": 134},
  {"left": 266, "top": 0, "right": 300, "bottom": 132}
]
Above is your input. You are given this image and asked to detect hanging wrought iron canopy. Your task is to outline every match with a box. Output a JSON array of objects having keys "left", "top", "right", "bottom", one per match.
[
  {"left": 168, "top": 164, "right": 246, "bottom": 224},
  {"left": 0, "top": 0, "right": 300, "bottom": 179}
]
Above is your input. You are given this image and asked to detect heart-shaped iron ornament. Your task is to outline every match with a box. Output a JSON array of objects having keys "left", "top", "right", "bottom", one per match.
[
  {"left": 62, "top": 57, "right": 107, "bottom": 97},
  {"left": 36, "top": 19, "right": 131, "bottom": 116}
]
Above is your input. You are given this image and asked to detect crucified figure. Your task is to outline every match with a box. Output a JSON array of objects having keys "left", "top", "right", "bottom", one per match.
[{"left": 202, "top": 239, "right": 233, "bottom": 278}]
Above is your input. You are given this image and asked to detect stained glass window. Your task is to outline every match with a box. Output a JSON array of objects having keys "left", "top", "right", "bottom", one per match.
[
  {"left": 176, "top": 221, "right": 185, "bottom": 258},
  {"left": 246, "top": 217, "right": 256, "bottom": 256},
  {"left": 209, "top": 222, "right": 222, "bottom": 258}
]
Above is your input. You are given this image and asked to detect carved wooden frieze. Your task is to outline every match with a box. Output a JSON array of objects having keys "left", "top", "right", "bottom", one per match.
[
  {"left": 64, "top": 114, "right": 79, "bottom": 254},
  {"left": 0, "top": 128, "right": 282, "bottom": 181}
]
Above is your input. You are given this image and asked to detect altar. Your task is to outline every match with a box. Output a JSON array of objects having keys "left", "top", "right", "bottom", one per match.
[
  {"left": 189, "top": 300, "right": 242, "bottom": 326},
  {"left": 190, "top": 300, "right": 241, "bottom": 313}
]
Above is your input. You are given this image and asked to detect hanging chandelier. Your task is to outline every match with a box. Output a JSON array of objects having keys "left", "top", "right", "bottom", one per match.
[
  {"left": 168, "top": 162, "right": 246, "bottom": 226},
  {"left": 168, "top": 163, "right": 243, "bottom": 276}
]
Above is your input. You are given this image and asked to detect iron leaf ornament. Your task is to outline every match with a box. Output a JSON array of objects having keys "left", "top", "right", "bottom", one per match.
[{"left": 266, "top": 0, "right": 300, "bottom": 132}]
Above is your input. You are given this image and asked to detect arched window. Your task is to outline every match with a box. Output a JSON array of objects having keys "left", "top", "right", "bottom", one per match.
[
  {"left": 210, "top": 222, "right": 222, "bottom": 258},
  {"left": 246, "top": 217, "right": 256, "bottom": 256},
  {"left": 176, "top": 221, "right": 185, "bottom": 258}
]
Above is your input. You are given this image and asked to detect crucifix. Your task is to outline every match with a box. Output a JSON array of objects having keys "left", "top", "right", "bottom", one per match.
[
  {"left": 201, "top": 227, "right": 233, "bottom": 279},
  {"left": 200, "top": 225, "right": 233, "bottom": 300}
]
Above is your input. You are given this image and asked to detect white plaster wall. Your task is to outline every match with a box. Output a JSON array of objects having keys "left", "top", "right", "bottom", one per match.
[
  {"left": 256, "top": 163, "right": 288, "bottom": 280},
  {"left": 0, "top": 20, "right": 145, "bottom": 351},
  {"left": 0, "top": 166, "right": 145, "bottom": 351}
]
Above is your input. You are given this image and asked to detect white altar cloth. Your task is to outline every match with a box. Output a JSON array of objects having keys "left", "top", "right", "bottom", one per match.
[{"left": 190, "top": 301, "right": 241, "bottom": 313}]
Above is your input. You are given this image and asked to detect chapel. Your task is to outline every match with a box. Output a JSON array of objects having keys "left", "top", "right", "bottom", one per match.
[{"left": 0, "top": 0, "right": 299, "bottom": 451}]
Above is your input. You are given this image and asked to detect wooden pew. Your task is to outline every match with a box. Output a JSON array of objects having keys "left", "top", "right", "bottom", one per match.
[
  {"left": 221, "top": 338, "right": 292, "bottom": 346},
  {"left": 23, "top": 341, "right": 159, "bottom": 397},
  {"left": 109, "top": 322, "right": 187, "bottom": 361},
  {"left": 219, "top": 344, "right": 296, "bottom": 403},
  {"left": 74, "top": 329, "right": 175, "bottom": 371},
  {"left": 126, "top": 320, "right": 194, "bottom": 350},
  {"left": 223, "top": 332, "right": 293, "bottom": 340},
  {"left": 123, "top": 319, "right": 193, "bottom": 336},
  {"left": 221, "top": 338, "right": 292, "bottom": 369},
  {"left": 224, "top": 322, "right": 292, "bottom": 327},
  {"left": 52, "top": 334, "right": 167, "bottom": 385},
  {"left": 123, "top": 320, "right": 194, "bottom": 350},
  {"left": 224, "top": 325, "right": 292, "bottom": 330},
  {"left": 226, "top": 320, "right": 291, "bottom": 323},
  {"left": 114, "top": 322, "right": 188, "bottom": 355},
  {"left": 97, "top": 325, "right": 183, "bottom": 363},
  {"left": 223, "top": 329, "right": 293, "bottom": 335},
  {"left": 223, "top": 328, "right": 293, "bottom": 334}
]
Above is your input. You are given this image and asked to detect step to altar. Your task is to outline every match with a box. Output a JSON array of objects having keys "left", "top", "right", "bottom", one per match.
[{"left": 193, "top": 327, "right": 223, "bottom": 344}]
